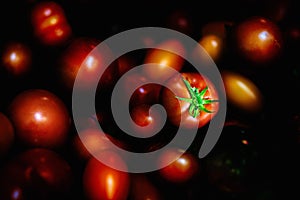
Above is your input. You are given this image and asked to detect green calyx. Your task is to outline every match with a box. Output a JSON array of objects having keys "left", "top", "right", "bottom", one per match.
[{"left": 175, "top": 76, "right": 219, "bottom": 118}]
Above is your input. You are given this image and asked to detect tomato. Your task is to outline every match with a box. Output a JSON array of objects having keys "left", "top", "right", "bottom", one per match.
[
  {"left": 157, "top": 148, "right": 200, "bottom": 183},
  {"left": 116, "top": 54, "right": 136, "bottom": 78},
  {"left": 221, "top": 70, "right": 263, "bottom": 113},
  {"left": 130, "top": 174, "right": 162, "bottom": 200},
  {"left": 120, "top": 73, "right": 162, "bottom": 107},
  {"left": 130, "top": 104, "right": 164, "bottom": 138},
  {"left": 31, "top": 1, "right": 72, "bottom": 45},
  {"left": 0, "top": 112, "right": 14, "bottom": 157},
  {"left": 60, "top": 37, "right": 116, "bottom": 90},
  {"left": 1, "top": 42, "right": 31, "bottom": 76},
  {"left": 166, "top": 10, "right": 193, "bottom": 35},
  {"left": 9, "top": 89, "right": 70, "bottom": 148},
  {"left": 83, "top": 150, "right": 130, "bottom": 200},
  {"left": 0, "top": 148, "right": 72, "bottom": 199},
  {"left": 161, "top": 72, "right": 219, "bottom": 129},
  {"left": 143, "top": 39, "right": 185, "bottom": 82},
  {"left": 198, "top": 34, "right": 223, "bottom": 62},
  {"left": 235, "top": 16, "right": 282, "bottom": 64},
  {"left": 73, "top": 128, "right": 125, "bottom": 160}
]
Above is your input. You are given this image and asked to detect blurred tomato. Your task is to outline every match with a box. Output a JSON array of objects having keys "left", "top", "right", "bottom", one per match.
[
  {"left": 143, "top": 39, "right": 185, "bottom": 82},
  {"left": 199, "top": 34, "right": 223, "bottom": 62},
  {"left": 166, "top": 10, "right": 193, "bottom": 35},
  {"left": 9, "top": 89, "right": 70, "bottom": 148},
  {"left": 0, "top": 112, "right": 14, "bottom": 157},
  {"left": 162, "top": 72, "right": 219, "bottom": 129},
  {"left": 201, "top": 21, "right": 234, "bottom": 39},
  {"left": 73, "top": 128, "right": 125, "bottom": 160},
  {"left": 235, "top": 16, "right": 282, "bottom": 64},
  {"left": 130, "top": 104, "right": 164, "bottom": 138},
  {"left": 222, "top": 71, "right": 263, "bottom": 113},
  {"left": 1, "top": 42, "right": 31, "bottom": 76},
  {"left": 60, "top": 37, "right": 115, "bottom": 89},
  {"left": 83, "top": 151, "right": 130, "bottom": 200},
  {"left": 0, "top": 148, "right": 72, "bottom": 199},
  {"left": 130, "top": 174, "right": 162, "bottom": 200},
  {"left": 31, "top": 1, "right": 72, "bottom": 45},
  {"left": 158, "top": 148, "right": 200, "bottom": 183}
]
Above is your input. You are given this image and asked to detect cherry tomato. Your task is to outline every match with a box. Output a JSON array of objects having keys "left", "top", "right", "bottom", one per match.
[
  {"left": 9, "top": 89, "right": 70, "bottom": 148},
  {"left": 161, "top": 72, "right": 219, "bottom": 129},
  {"left": 222, "top": 70, "right": 263, "bottom": 113},
  {"left": 0, "top": 148, "right": 72, "bottom": 199},
  {"left": 1, "top": 42, "right": 31, "bottom": 76},
  {"left": 0, "top": 112, "right": 14, "bottom": 157},
  {"left": 143, "top": 39, "right": 185, "bottom": 82},
  {"left": 166, "top": 10, "right": 193, "bottom": 35},
  {"left": 157, "top": 148, "right": 200, "bottom": 183},
  {"left": 31, "top": 1, "right": 72, "bottom": 45},
  {"left": 198, "top": 34, "right": 223, "bottom": 62},
  {"left": 83, "top": 150, "right": 130, "bottom": 200},
  {"left": 130, "top": 174, "right": 162, "bottom": 200},
  {"left": 73, "top": 128, "right": 125, "bottom": 160},
  {"left": 130, "top": 104, "right": 164, "bottom": 138},
  {"left": 60, "top": 37, "right": 115, "bottom": 89},
  {"left": 235, "top": 16, "right": 282, "bottom": 64}
]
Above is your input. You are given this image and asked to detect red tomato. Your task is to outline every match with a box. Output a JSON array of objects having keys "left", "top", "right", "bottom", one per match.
[
  {"left": 0, "top": 148, "right": 72, "bottom": 199},
  {"left": 143, "top": 39, "right": 185, "bottom": 82},
  {"left": 73, "top": 128, "right": 125, "bottom": 160},
  {"left": 198, "top": 34, "right": 223, "bottom": 62},
  {"left": 161, "top": 72, "right": 219, "bottom": 129},
  {"left": 130, "top": 174, "right": 162, "bottom": 200},
  {"left": 1, "top": 42, "right": 32, "bottom": 76},
  {"left": 60, "top": 37, "right": 116, "bottom": 89},
  {"left": 130, "top": 104, "right": 164, "bottom": 138},
  {"left": 0, "top": 112, "right": 14, "bottom": 157},
  {"left": 31, "top": 1, "right": 72, "bottom": 45},
  {"left": 157, "top": 148, "right": 200, "bottom": 183},
  {"left": 83, "top": 151, "right": 130, "bottom": 200},
  {"left": 9, "top": 89, "right": 70, "bottom": 148},
  {"left": 235, "top": 16, "right": 282, "bottom": 64}
]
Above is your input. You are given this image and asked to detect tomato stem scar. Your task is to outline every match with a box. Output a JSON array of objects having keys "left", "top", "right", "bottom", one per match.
[{"left": 175, "top": 76, "right": 219, "bottom": 118}]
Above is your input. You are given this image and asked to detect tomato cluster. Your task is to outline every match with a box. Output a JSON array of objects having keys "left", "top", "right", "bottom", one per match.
[{"left": 1, "top": 0, "right": 300, "bottom": 199}]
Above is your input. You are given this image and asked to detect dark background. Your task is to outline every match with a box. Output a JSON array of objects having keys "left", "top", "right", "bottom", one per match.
[{"left": 1, "top": 0, "right": 300, "bottom": 199}]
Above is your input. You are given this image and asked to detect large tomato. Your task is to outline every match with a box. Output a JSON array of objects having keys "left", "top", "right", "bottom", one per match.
[
  {"left": 161, "top": 72, "right": 219, "bottom": 129},
  {"left": 83, "top": 150, "right": 130, "bottom": 200}
]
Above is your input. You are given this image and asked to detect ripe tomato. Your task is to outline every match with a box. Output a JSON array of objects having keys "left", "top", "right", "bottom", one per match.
[
  {"left": 221, "top": 70, "right": 263, "bottom": 113},
  {"left": 31, "top": 1, "right": 72, "bottom": 45},
  {"left": 0, "top": 112, "right": 14, "bottom": 157},
  {"left": 235, "top": 16, "right": 282, "bottom": 64},
  {"left": 73, "top": 128, "right": 125, "bottom": 160},
  {"left": 198, "top": 34, "right": 223, "bottom": 62},
  {"left": 157, "top": 148, "right": 200, "bottom": 183},
  {"left": 9, "top": 89, "right": 70, "bottom": 148},
  {"left": 0, "top": 148, "right": 72, "bottom": 199},
  {"left": 143, "top": 39, "right": 185, "bottom": 82},
  {"left": 130, "top": 104, "right": 164, "bottom": 138},
  {"left": 130, "top": 174, "right": 162, "bottom": 200},
  {"left": 60, "top": 37, "right": 116, "bottom": 90},
  {"left": 1, "top": 42, "right": 32, "bottom": 76},
  {"left": 161, "top": 72, "right": 219, "bottom": 129},
  {"left": 83, "top": 150, "right": 130, "bottom": 200}
]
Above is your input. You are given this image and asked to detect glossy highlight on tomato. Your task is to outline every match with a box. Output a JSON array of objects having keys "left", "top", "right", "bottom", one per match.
[{"left": 9, "top": 89, "right": 70, "bottom": 148}]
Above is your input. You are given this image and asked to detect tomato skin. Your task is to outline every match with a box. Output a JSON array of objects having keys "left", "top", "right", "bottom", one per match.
[
  {"left": 0, "top": 148, "right": 72, "bottom": 200},
  {"left": 158, "top": 148, "right": 199, "bottom": 183},
  {"left": 9, "top": 89, "right": 70, "bottom": 148},
  {"left": 31, "top": 1, "right": 72, "bottom": 45},
  {"left": 162, "top": 72, "right": 219, "bottom": 129},
  {"left": 1, "top": 42, "right": 32, "bottom": 76},
  {"left": 235, "top": 16, "right": 282, "bottom": 64},
  {"left": 83, "top": 151, "right": 130, "bottom": 200},
  {"left": 0, "top": 112, "right": 14, "bottom": 157},
  {"left": 199, "top": 34, "right": 223, "bottom": 62},
  {"left": 143, "top": 39, "right": 185, "bottom": 82},
  {"left": 129, "top": 104, "right": 164, "bottom": 138}
]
